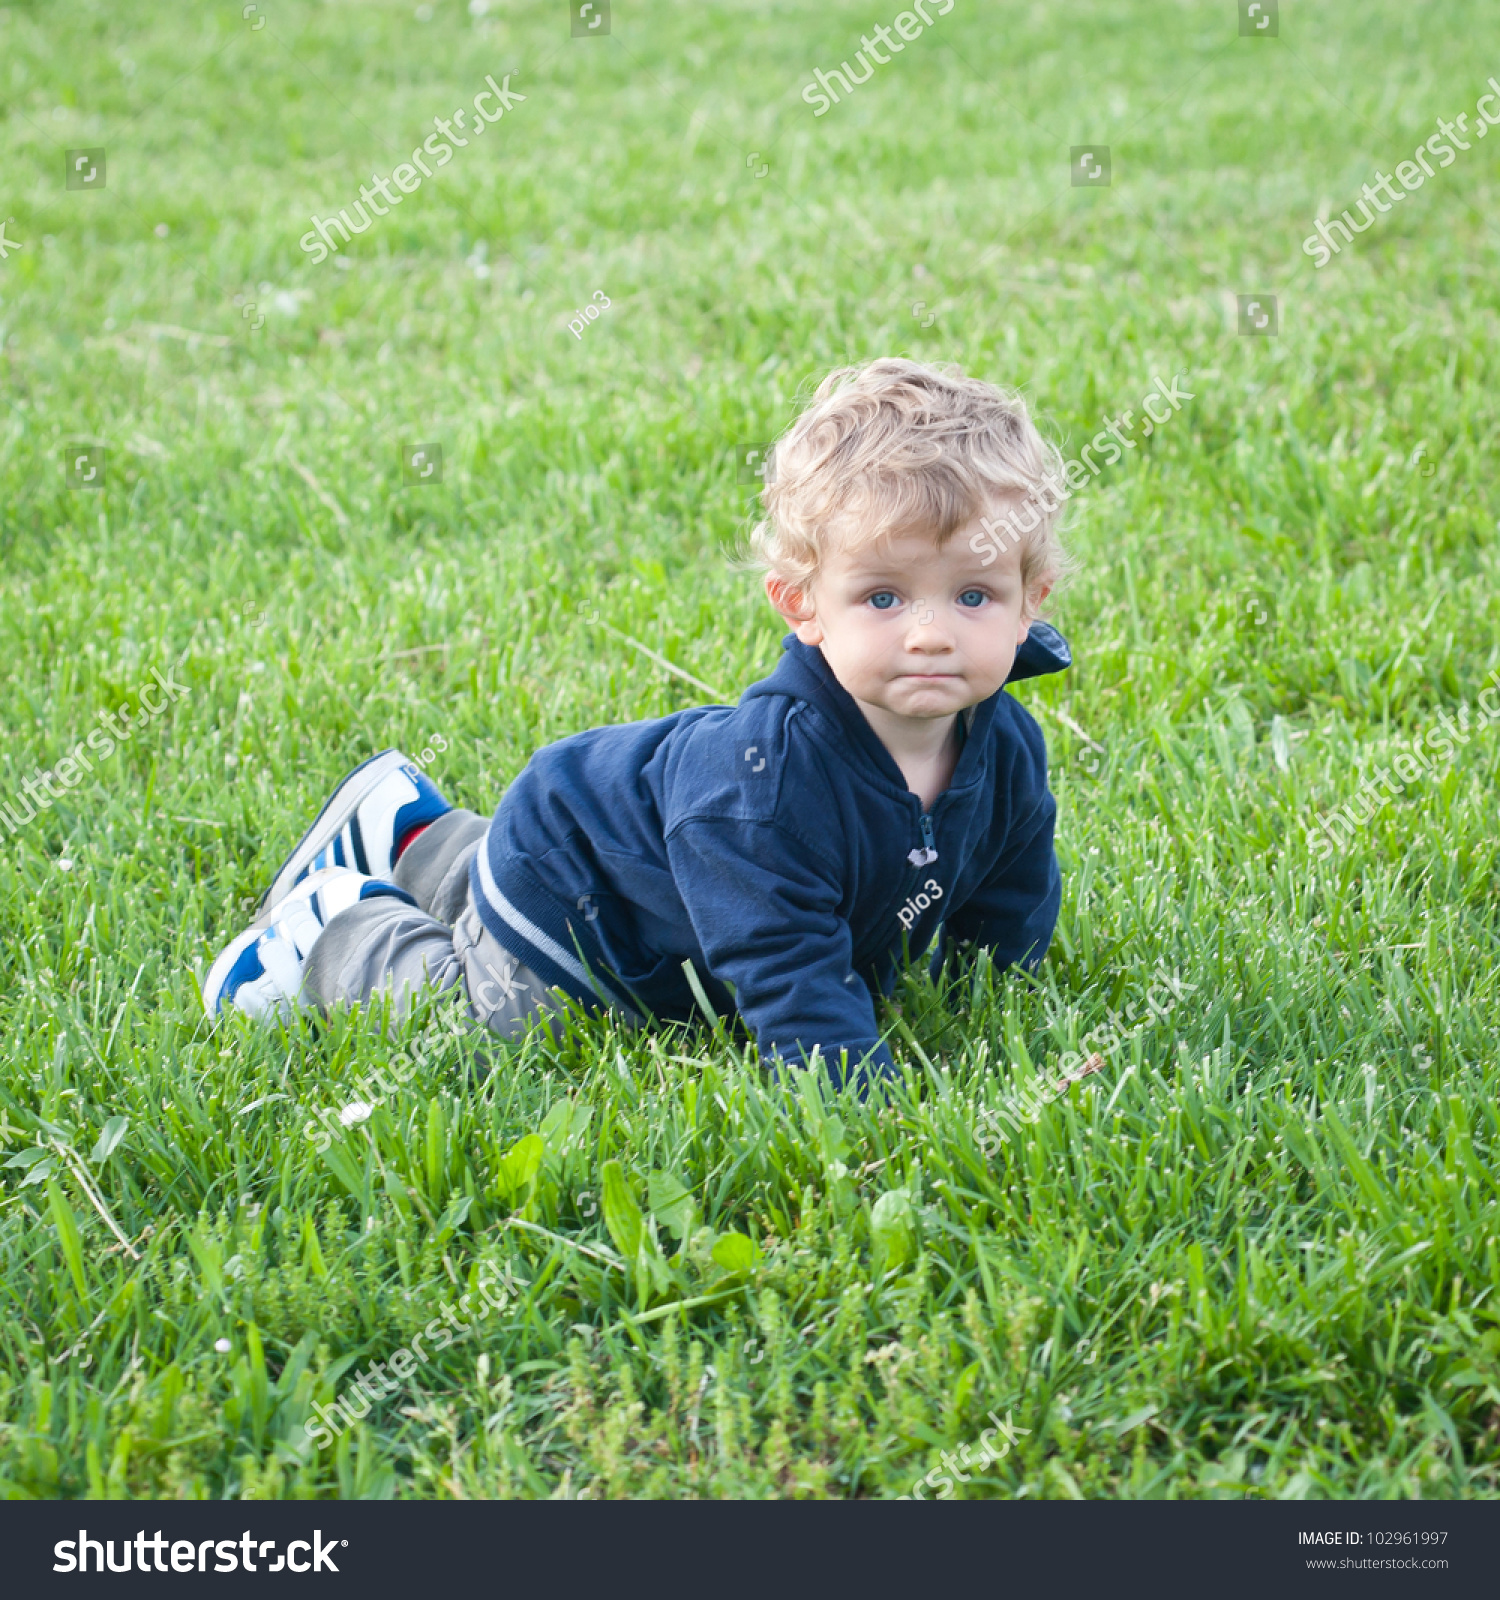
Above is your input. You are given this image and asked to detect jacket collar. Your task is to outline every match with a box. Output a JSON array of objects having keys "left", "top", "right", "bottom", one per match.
[{"left": 742, "top": 623, "right": 1071, "bottom": 798}]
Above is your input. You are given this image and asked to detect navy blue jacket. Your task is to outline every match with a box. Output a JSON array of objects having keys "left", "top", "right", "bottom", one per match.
[{"left": 470, "top": 623, "right": 1070, "bottom": 1079}]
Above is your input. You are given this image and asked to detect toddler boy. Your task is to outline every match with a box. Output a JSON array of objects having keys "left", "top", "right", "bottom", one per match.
[{"left": 204, "top": 358, "right": 1073, "bottom": 1086}]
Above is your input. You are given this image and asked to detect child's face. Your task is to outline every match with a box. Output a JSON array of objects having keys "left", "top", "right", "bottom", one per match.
[{"left": 768, "top": 509, "right": 1046, "bottom": 723}]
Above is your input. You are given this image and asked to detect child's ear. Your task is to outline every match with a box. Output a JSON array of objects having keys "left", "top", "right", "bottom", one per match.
[
  {"left": 765, "top": 575, "right": 813, "bottom": 624},
  {"left": 1018, "top": 580, "right": 1053, "bottom": 637}
]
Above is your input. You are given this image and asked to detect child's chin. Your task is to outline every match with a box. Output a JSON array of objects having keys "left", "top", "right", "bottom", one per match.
[{"left": 890, "top": 680, "right": 968, "bottom": 710}]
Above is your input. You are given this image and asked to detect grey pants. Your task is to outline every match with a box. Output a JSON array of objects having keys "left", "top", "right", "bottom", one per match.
[{"left": 301, "top": 809, "right": 567, "bottom": 1041}]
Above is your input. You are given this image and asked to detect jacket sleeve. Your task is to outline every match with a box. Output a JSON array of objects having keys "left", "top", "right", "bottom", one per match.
[
  {"left": 664, "top": 816, "right": 898, "bottom": 1085},
  {"left": 932, "top": 787, "right": 1060, "bottom": 978}
]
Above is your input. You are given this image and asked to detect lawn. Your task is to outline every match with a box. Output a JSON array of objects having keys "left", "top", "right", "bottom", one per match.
[{"left": 1, "top": 0, "right": 1498, "bottom": 1499}]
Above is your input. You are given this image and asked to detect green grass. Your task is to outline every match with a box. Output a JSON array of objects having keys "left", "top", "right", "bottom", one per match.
[{"left": 2, "top": 0, "right": 1499, "bottom": 1499}]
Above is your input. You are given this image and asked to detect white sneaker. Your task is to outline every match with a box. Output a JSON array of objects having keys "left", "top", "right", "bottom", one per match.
[
  {"left": 204, "top": 865, "right": 417, "bottom": 1019},
  {"left": 256, "top": 749, "right": 452, "bottom": 927}
]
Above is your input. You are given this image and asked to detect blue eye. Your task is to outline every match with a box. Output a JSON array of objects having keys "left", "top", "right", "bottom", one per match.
[
  {"left": 869, "top": 592, "right": 900, "bottom": 610},
  {"left": 958, "top": 589, "right": 987, "bottom": 608}
]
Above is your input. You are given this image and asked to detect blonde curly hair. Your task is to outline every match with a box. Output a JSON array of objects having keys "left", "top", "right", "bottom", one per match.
[{"left": 745, "top": 358, "right": 1073, "bottom": 614}]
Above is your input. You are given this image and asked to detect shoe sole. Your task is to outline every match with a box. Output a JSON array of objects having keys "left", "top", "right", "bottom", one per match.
[{"left": 255, "top": 749, "right": 410, "bottom": 927}]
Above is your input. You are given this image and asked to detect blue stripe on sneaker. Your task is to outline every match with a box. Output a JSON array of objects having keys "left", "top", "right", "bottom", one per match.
[
  {"left": 349, "top": 810, "right": 370, "bottom": 875},
  {"left": 218, "top": 938, "right": 267, "bottom": 1013},
  {"left": 391, "top": 774, "right": 453, "bottom": 861},
  {"left": 357, "top": 879, "right": 419, "bottom": 908}
]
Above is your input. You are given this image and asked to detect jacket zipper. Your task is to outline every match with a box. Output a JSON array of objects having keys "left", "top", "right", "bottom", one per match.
[{"left": 859, "top": 807, "right": 942, "bottom": 969}]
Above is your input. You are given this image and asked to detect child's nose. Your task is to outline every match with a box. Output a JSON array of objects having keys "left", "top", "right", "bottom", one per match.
[{"left": 905, "top": 602, "right": 952, "bottom": 645}]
